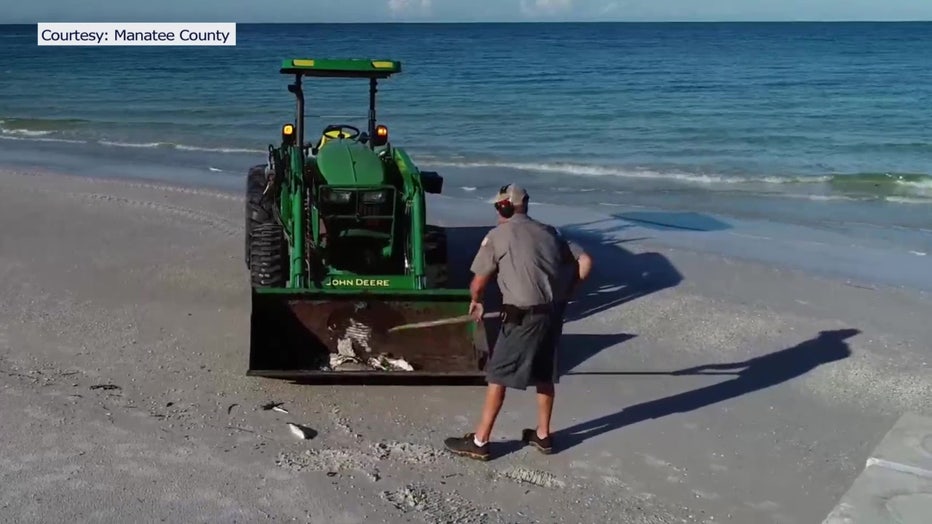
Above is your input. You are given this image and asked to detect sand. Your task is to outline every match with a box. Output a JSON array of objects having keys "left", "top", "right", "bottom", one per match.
[{"left": 0, "top": 168, "right": 929, "bottom": 523}]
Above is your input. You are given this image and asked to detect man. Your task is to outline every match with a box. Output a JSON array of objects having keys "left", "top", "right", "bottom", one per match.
[{"left": 443, "top": 183, "right": 591, "bottom": 460}]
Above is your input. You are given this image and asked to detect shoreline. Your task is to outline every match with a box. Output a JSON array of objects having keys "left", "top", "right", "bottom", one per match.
[
  {"left": 4, "top": 158, "right": 931, "bottom": 297},
  {"left": 1, "top": 134, "right": 930, "bottom": 235}
]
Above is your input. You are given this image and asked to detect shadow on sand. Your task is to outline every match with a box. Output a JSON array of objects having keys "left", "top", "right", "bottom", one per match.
[
  {"left": 556, "top": 210, "right": 731, "bottom": 325},
  {"left": 566, "top": 211, "right": 732, "bottom": 236},
  {"left": 606, "top": 211, "right": 732, "bottom": 232},
  {"left": 550, "top": 211, "right": 734, "bottom": 374},
  {"left": 437, "top": 215, "right": 858, "bottom": 459},
  {"left": 547, "top": 328, "right": 859, "bottom": 453}
]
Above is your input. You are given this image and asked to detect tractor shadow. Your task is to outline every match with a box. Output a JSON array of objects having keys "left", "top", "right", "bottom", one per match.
[
  {"left": 442, "top": 218, "right": 686, "bottom": 375},
  {"left": 548, "top": 328, "right": 859, "bottom": 454}
]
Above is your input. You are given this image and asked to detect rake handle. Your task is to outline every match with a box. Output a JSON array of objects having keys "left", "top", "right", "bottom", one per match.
[{"left": 386, "top": 311, "right": 500, "bottom": 333}]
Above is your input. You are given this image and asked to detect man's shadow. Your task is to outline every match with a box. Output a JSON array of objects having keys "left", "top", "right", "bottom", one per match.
[
  {"left": 560, "top": 235, "right": 683, "bottom": 324},
  {"left": 550, "top": 328, "right": 859, "bottom": 453},
  {"left": 557, "top": 210, "right": 731, "bottom": 324},
  {"left": 443, "top": 224, "right": 683, "bottom": 372}
]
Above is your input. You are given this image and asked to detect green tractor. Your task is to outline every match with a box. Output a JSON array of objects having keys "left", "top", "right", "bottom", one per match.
[{"left": 244, "top": 58, "right": 488, "bottom": 382}]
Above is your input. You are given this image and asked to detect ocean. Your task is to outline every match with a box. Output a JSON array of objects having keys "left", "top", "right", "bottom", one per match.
[{"left": 1, "top": 22, "right": 931, "bottom": 253}]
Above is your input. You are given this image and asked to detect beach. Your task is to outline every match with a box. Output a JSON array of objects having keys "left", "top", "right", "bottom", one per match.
[
  {"left": 1, "top": 166, "right": 929, "bottom": 523},
  {"left": 3, "top": 20, "right": 932, "bottom": 523}
]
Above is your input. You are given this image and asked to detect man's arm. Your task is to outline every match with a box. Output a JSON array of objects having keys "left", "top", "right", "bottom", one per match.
[
  {"left": 575, "top": 248, "right": 593, "bottom": 282},
  {"left": 563, "top": 238, "right": 592, "bottom": 297},
  {"left": 468, "top": 232, "right": 499, "bottom": 319},
  {"left": 470, "top": 272, "right": 492, "bottom": 303}
]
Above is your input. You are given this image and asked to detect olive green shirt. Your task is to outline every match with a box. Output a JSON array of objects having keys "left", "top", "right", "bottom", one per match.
[{"left": 470, "top": 214, "right": 584, "bottom": 307}]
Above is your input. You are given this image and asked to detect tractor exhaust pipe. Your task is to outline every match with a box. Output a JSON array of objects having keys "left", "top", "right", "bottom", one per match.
[
  {"left": 368, "top": 77, "right": 377, "bottom": 150},
  {"left": 288, "top": 74, "right": 304, "bottom": 149}
]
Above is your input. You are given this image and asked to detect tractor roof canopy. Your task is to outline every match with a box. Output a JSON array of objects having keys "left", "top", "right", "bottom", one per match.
[{"left": 280, "top": 58, "right": 401, "bottom": 78}]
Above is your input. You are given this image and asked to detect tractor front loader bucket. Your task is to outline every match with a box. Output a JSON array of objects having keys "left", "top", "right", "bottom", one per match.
[{"left": 247, "top": 288, "right": 489, "bottom": 384}]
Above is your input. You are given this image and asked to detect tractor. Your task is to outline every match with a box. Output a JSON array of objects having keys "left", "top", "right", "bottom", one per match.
[{"left": 243, "top": 58, "right": 488, "bottom": 382}]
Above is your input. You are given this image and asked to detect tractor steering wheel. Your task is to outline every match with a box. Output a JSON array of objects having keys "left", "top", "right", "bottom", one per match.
[{"left": 321, "top": 124, "right": 361, "bottom": 141}]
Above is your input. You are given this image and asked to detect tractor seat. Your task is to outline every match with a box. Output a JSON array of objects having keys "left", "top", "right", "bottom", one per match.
[{"left": 317, "top": 128, "right": 357, "bottom": 150}]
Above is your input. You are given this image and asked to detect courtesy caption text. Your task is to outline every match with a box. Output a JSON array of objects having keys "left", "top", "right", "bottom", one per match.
[{"left": 37, "top": 23, "right": 236, "bottom": 46}]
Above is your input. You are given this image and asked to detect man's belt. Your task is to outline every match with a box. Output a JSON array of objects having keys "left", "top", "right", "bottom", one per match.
[{"left": 501, "top": 303, "right": 553, "bottom": 325}]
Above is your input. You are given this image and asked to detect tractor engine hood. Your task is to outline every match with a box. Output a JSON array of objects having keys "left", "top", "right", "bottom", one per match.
[{"left": 316, "top": 140, "right": 387, "bottom": 186}]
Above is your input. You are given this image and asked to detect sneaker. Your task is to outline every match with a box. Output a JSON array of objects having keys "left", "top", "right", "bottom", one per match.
[
  {"left": 521, "top": 428, "right": 553, "bottom": 454},
  {"left": 443, "top": 433, "right": 490, "bottom": 461}
]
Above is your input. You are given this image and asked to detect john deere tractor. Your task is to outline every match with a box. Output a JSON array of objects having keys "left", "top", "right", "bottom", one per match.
[{"left": 244, "top": 58, "right": 487, "bottom": 382}]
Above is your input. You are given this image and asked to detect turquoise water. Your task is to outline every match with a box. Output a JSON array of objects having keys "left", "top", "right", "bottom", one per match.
[{"left": 1, "top": 22, "right": 931, "bottom": 247}]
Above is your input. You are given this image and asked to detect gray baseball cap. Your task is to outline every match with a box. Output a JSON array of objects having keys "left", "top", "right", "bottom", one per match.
[{"left": 492, "top": 183, "right": 529, "bottom": 204}]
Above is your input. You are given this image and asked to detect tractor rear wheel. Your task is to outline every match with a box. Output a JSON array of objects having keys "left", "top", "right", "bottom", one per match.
[
  {"left": 245, "top": 164, "right": 287, "bottom": 288},
  {"left": 245, "top": 164, "right": 272, "bottom": 268},
  {"left": 424, "top": 225, "right": 449, "bottom": 288},
  {"left": 248, "top": 222, "right": 288, "bottom": 288}
]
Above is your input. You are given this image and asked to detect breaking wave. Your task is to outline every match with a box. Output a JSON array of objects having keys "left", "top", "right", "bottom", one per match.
[
  {"left": 0, "top": 117, "right": 266, "bottom": 154},
  {"left": 421, "top": 158, "right": 755, "bottom": 184},
  {"left": 0, "top": 134, "right": 85, "bottom": 144},
  {"left": 1, "top": 116, "right": 929, "bottom": 202},
  {"left": 0, "top": 127, "right": 53, "bottom": 137},
  {"left": 420, "top": 158, "right": 932, "bottom": 196},
  {"left": 172, "top": 144, "right": 265, "bottom": 154},
  {"left": 94, "top": 140, "right": 265, "bottom": 154},
  {"left": 98, "top": 140, "right": 163, "bottom": 148},
  {"left": 0, "top": 116, "right": 89, "bottom": 132}
]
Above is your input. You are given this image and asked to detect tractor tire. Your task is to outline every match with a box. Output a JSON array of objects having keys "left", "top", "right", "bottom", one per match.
[
  {"left": 245, "top": 164, "right": 272, "bottom": 268},
  {"left": 248, "top": 222, "right": 288, "bottom": 288},
  {"left": 424, "top": 225, "right": 449, "bottom": 288}
]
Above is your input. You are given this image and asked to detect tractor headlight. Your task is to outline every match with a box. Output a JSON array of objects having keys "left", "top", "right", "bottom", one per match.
[
  {"left": 361, "top": 190, "right": 389, "bottom": 204},
  {"left": 323, "top": 189, "right": 352, "bottom": 203}
]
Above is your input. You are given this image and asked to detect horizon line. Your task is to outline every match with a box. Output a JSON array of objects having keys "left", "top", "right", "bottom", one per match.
[{"left": 3, "top": 19, "right": 932, "bottom": 25}]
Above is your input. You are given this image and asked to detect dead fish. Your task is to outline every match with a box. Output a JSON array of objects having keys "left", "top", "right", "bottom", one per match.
[
  {"left": 368, "top": 355, "right": 415, "bottom": 371},
  {"left": 384, "top": 357, "right": 414, "bottom": 371},
  {"left": 287, "top": 423, "right": 316, "bottom": 440}
]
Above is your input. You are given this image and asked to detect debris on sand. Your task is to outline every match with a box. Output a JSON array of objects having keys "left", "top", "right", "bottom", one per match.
[
  {"left": 326, "top": 352, "right": 414, "bottom": 372},
  {"left": 497, "top": 466, "right": 566, "bottom": 489},
  {"left": 272, "top": 405, "right": 288, "bottom": 413},
  {"left": 276, "top": 449, "right": 380, "bottom": 481},
  {"left": 260, "top": 401, "right": 285, "bottom": 411},
  {"left": 318, "top": 329, "right": 416, "bottom": 371},
  {"left": 371, "top": 355, "right": 414, "bottom": 371},
  {"left": 336, "top": 323, "right": 374, "bottom": 354},
  {"left": 380, "top": 483, "right": 502, "bottom": 523},
  {"left": 286, "top": 423, "right": 316, "bottom": 440},
  {"left": 90, "top": 384, "right": 121, "bottom": 391},
  {"left": 373, "top": 441, "right": 445, "bottom": 465}
]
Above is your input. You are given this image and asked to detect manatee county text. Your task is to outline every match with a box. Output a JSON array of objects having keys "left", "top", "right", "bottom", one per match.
[
  {"left": 114, "top": 29, "right": 231, "bottom": 43},
  {"left": 38, "top": 28, "right": 232, "bottom": 44}
]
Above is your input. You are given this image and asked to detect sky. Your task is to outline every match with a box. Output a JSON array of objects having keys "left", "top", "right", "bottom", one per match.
[{"left": 5, "top": 0, "right": 932, "bottom": 23}]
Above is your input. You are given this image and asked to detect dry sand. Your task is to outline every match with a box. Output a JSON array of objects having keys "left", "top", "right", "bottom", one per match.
[{"left": 0, "top": 168, "right": 929, "bottom": 523}]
